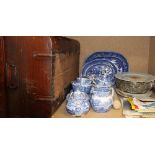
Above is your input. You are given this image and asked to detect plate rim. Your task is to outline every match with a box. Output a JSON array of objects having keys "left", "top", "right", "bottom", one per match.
[
  {"left": 84, "top": 51, "right": 129, "bottom": 71},
  {"left": 84, "top": 57, "right": 126, "bottom": 72},
  {"left": 115, "top": 72, "right": 155, "bottom": 82}
]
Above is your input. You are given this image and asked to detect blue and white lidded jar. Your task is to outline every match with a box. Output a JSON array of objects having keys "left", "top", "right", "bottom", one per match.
[{"left": 66, "top": 90, "right": 90, "bottom": 116}]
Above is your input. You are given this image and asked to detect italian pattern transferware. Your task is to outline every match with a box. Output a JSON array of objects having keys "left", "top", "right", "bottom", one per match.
[
  {"left": 72, "top": 77, "right": 92, "bottom": 94},
  {"left": 81, "top": 59, "right": 117, "bottom": 86},
  {"left": 84, "top": 51, "right": 129, "bottom": 72},
  {"left": 66, "top": 91, "right": 90, "bottom": 116},
  {"left": 66, "top": 51, "right": 129, "bottom": 116},
  {"left": 90, "top": 85, "right": 114, "bottom": 112}
]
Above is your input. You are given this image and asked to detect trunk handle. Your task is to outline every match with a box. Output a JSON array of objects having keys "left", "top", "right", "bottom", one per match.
[{"left": 6, "top": 63, "right": 17, "bottom": 89}]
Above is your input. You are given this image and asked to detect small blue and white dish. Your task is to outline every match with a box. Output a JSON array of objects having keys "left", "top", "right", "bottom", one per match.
[
  {"left": 72, "top": 77, "right": 92, "bottom": 94},
  {"left": 66, "top": 91, "right": 90, "bottom": 116}
]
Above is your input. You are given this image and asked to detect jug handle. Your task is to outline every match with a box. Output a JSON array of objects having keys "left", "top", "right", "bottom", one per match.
[{"left": 111, "top": 88, "right": 114, "bottom": 97}]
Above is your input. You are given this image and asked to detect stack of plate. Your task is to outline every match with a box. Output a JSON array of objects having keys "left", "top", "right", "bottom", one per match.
[
  {"left": 81, "top": 51, "right": 129, "bottom": 86},
  {"left": 115, "top": 72, "right": 155, "bottom": 98}
]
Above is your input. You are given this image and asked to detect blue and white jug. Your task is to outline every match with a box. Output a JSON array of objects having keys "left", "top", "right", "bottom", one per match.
[
  {"left": 66, "top": 90, "right": 90, "bottom": 116},
  {"left": 90, "top": 85, "right": 114, "bottom": 113},
  {"left": 72, "top": 77, "right": 92, "bottom": 94}
]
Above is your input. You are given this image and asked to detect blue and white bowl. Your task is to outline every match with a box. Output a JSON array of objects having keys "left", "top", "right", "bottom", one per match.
[{"left": 66, "top": 91, "right": 90, "bottom": 116}]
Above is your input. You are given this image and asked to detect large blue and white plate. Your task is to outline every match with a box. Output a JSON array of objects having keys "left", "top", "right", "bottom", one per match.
[
  {"left": 81, "top": 60, "right": 117, "bottom": 85},
  {"left": 84, "top": 51, "right": 129, "bottom": 72},
  {"left": 86, "top": 58, "right": 124, "bottom": 72}
]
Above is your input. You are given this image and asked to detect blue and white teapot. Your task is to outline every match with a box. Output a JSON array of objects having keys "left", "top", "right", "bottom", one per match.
[{"left": 66, "top": 90, "right": 90, "bottom": 116}]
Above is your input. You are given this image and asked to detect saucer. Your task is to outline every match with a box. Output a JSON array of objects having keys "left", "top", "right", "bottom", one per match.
[{"left": 116, "top": 88, "right": 153, "bottom": 98}]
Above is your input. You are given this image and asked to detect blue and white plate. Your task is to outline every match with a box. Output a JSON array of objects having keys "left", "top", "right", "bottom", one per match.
[
  {"left": 81, "top": 59, "right": 117, "bottom": 86},
  {"left": 84, "top": 51, "right": 129, "bottom": 72},
  {"left": 85, "top": 58, "right": 125, "bottom": 73}
]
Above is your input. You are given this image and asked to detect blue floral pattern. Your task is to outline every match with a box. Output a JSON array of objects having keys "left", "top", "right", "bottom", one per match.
[
  {"left": 66, "top": 91, "right": 90, "bottom": 116},
  {"left": 81, "top": 60, "right": 117, "bottom": 86},
  {"left": 84, "top": 51, "right": 129, "bottom": 72},
  {"left": 90, "top": 86, "right": 113, "bottom": 113}
]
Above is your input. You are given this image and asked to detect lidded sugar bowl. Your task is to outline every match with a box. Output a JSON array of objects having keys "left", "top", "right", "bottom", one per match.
[{"left": 66, "top": 90, "right": 90, "bottom": 116}]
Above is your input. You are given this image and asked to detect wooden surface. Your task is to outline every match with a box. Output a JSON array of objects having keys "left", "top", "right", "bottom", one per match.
[
  {"left": 52, "top": 100, "right": 124, "bottom": 118},
  {"left": 52, "top": 92, "right": 155, "bottom": 118}
]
